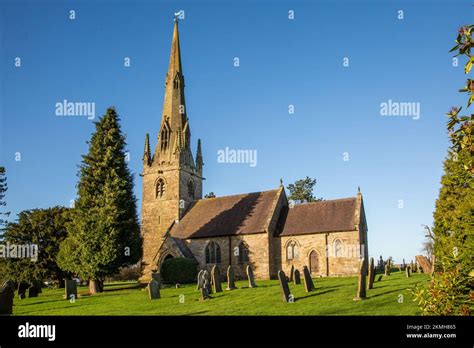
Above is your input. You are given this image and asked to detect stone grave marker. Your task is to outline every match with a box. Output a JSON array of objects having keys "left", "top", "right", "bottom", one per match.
[
  {"left": 196, "top": 270, "right": 204, "bottom": 290},
  {"left": 353, "top": 258, "right": 367, "bottom": 301},
  {"left": 367, "top": 257, "right": 375, "bottom": 290},
  {"left": 246, "top": 265, "right": 257, "bottom": 288},
  {"left": 65, "top": 279, "right": 78, "bottom": 301},
  {"left": 278, "top": 270, "right": 291, "bottom": 303},
  {"left": 200, "top": 278, "right": 210, "bottom": 300},
  {"left": 226, "top": 265, "right": 236, "bottom": 290},
  {"left": 377, "top": 275, "right": 383, "bottom": 282},
  {"left": 406, "top": 265, "right": 411, "bottom": 278},
  {"left": 148, "top": 278, "right": 160, "bottom": 300},
  {"left": 28, "top": 283, "right": 39, "bottom": 298},
  {"left": 203, "top": 270, "right": 212, "bottom": 294},
  {"left": 17, "top": 282, "right": 28, "bottom": 300},
  {"left": 294, "top": 269, "right": 301, "bottom": 285},
  {"left": 211, "top": 265, "right": 222, "bottom": 293},
  {"left": 0, "top": 281, "right": 15, "bottom": 315},
  {"left": 302, "top": 266, "right": 314, "bottom": 292},
  {"left": 289, "top": 265, "right": 294, "bottom": 282}
]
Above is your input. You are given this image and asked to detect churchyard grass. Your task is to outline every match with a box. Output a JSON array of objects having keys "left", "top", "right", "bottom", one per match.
[{"left": 12, "top": 271, "right": 428, "bottom": 316}]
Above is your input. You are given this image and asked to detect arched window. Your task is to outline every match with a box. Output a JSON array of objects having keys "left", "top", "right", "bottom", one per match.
[
  {"left": 238, "top": 242, "right": 249, "bottom": 263},
  {"left": 156, "top": 178, "right": 165, "bottom": 198},
  {"left": 205, "top": 242, "right": 221, "bottom": 264},
  {"left": 334, "top": 239, "right": 343, "bottom": 257},
  {"left": 187, "top": 180, "right": 195, "bottom": 200},
  {"left": 286, "top": 240, "right": 299, "bottom": 260}
]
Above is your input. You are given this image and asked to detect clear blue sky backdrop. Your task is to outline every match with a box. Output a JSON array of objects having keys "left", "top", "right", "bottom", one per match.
[{"left": 1, "top": 0, "right": 472, "bottom": 262}]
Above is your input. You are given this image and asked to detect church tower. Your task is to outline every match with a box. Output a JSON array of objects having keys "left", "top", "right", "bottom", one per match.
[{"left": 140, "top": 19, "right": 203, "bottom": 281}]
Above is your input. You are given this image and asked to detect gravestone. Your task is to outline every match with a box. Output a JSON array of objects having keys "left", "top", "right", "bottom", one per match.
[
  {"left": 278, "top": 270, "right": 291, "bottom": 303},
  {"left": 28, "top": 284, "right": 39, "bottom": 298},
  {"left": 377, "top": 275, "right": 383, "bottom": 282},
  {"left": 406, "top": 265, "right": 411, "bottom": 278},
  {"left": 196, "top": 270, "right": 204, "bottom": 290},
  {"left": 415, "top": 255, "right": 432, "bottom": 274},
  {"left": 147, "top": 278, "right": 160, "bottom": 300},
  {"left": 17, "top": 282, "right": 28, "bottom": 300},
  {"left": 367, "top": 257, "right": 375, "bottom": 290},
  {"left": 246, "top": 265, "right": 257, "bottom": 288},
  {"left": 203, "top": 270, "right": 212, "bottom": 294},
  {"left": 353, "top": 258, "right": 366, "bottom": 301},
  {"left": 294, "top": 269, "right": 301, "bottom": 285},
  {"left": 384, "top": 263, "right": 390, "bottom": 276},
  {"left": 65, "top": 279, "right": 78, "bottom": 301},
  {"left": 289, "top": 265, "right": 294, "bottom": 282},
  {"left": 302, "top": 266, "right": 314, "bottom": 292},
  {"left": 226, "top": 265, "right": 236, "bottom": 290},
  {"left": 211, "top": 265, "right": 222, "bottom": 293},
  {"left": 0, "top": 281, "right": 15, "bottom": 315},
  {"left": 200, "top": 278, "right": 210, "bottom": 300}
]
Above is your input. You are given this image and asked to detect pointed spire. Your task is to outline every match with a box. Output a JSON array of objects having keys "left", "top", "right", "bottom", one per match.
[
  {"left": 166, "top": 19, "right": 183, "bottom": 85},
  {"left": 196, "top": 139, "right": 203, "bottom": 173},
  {"left": 143, "top": 133, "right": 151, "bottom": 166}
]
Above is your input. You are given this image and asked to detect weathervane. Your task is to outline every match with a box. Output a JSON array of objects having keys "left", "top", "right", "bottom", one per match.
[{"left": 174, "top": 10, "right": 184, "bottom": 21}]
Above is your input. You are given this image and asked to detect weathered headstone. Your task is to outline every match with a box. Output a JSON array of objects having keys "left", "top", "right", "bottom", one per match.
[
  {"left": 0, "top": 281, "right": 15, "bottom": 315},
  {"left": 278, "top": 270, "right": 291, "bottom": 303},
  {"left": 211, "top": 265, "right": 222, "bottom": 293},
  {"left": 17, "top": 282, "right": 28, "bottom": 300},
  {"left": 203, "top": 270, "right": 212, "bottom": 294},
  {"left": 246, "top": 265, "right": 257, "bottom": 288},
  {"left": 415, "top": 255, "right": 432, "bottom": 274},
  {"left": 147, "top": 278, "right": 160, "bottom": 300},
  {"left": 302, "top": 266, "right": 314, "bottom": 292},
  {"left": 200, "top": 278, "right": 210, "bottom": 300},
  {"left": 196, "top": 270, "right": 204, "bottom": 290},
  {"left": 226, "top": 265, "right": 236, "bottom": 290},
  {"left": 294, "top": 269, "right": 301, "bottom": 285},
  {"left": 65, "top": 279, "right": 78, "bottom": 301},
  {"left": 384, "top": 263, "right": 390, "bottom": 276},
  {"left": 353, "top": 258, "right": 366, "bottom": 301},
  {"left": 377, "top": 275, "right": 383, "bottom": 282},
  {"left": 289, "top": 265, "right": 294, "bottom": 282},
  {"left": 28, "top": 284, "right": 39, "bottom": 298},
  {"left": 367, "top": 257, "right": 375, "bottom": 290},
  {"left": 406, "top": 265, "right": 411, "bottom": 278}
]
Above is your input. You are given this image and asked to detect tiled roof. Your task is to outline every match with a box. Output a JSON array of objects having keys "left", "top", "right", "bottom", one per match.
[
  {"left": 171, "top": 189, "right": 281, "bottom": 239},
  {"left": 278, "top": 198, "right": 358, "bottom": 236}
]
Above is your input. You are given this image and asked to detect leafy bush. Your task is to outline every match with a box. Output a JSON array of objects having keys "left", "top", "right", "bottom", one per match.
[{"left": 161, "top": 258, "right": 197, "bottom": 284}]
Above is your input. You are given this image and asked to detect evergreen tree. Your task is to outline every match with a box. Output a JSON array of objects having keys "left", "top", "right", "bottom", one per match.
[
  {"left": 433, "top": 149, "right": 473, "bottom": 274},
  {"left": 3, "top": 207, "right": 71, "bottom": 286},
  {"left": 287, "top": 176, "right": 323, "bottom": 203},
  {"left": 57, "top": 107, "right": 141, "bottom": 293}
]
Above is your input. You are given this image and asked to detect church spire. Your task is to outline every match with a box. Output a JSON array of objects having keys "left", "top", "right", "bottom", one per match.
[
  {"left": 154, "top": 18, "right": 190, "bottom": 165},
  {"left": 196, "top": 139, "right": 203, "bottom": 173},
  {"left": 143, "top": 133, "right": 151, "bottom": 166}
]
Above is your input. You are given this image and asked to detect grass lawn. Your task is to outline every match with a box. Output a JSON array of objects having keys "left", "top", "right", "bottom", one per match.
[{"left": 12, "top": 270, "right": 428, "bottom": 316}]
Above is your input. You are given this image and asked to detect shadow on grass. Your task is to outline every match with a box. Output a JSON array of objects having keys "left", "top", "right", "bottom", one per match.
[{"left": 103, "top": 283, "right": 145, "bottom": 292}]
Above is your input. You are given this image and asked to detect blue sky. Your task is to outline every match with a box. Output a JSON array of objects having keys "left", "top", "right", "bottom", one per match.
[{"left": 0, "top": 0, "right": 472, "bottom": 262}]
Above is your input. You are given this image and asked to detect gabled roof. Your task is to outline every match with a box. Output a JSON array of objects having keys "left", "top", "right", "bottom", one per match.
[
  {"left": 278, "top": 197, "right": 358, "bottom": 236},
  {"left": 171, "top": 189, "right": 281, "bottom": 239}
]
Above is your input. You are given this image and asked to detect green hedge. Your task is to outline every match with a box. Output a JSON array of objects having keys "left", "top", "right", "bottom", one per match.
[{"left": 161, "top": 258, "right": 197, "bottom": 284}]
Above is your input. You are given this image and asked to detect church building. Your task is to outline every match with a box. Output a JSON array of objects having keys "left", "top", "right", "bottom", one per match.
[{"left": 140, "top": 20, "right": 368, "bottom": 282}]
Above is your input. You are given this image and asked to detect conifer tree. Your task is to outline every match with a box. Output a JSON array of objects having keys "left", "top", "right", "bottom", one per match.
[{"left": 57, "top": 107, "right": 141, "bottom": 293}]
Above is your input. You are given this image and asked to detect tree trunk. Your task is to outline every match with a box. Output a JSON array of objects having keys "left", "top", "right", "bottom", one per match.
[{"left": 89, "top": 279, "right": 100, "bottom": 294}]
